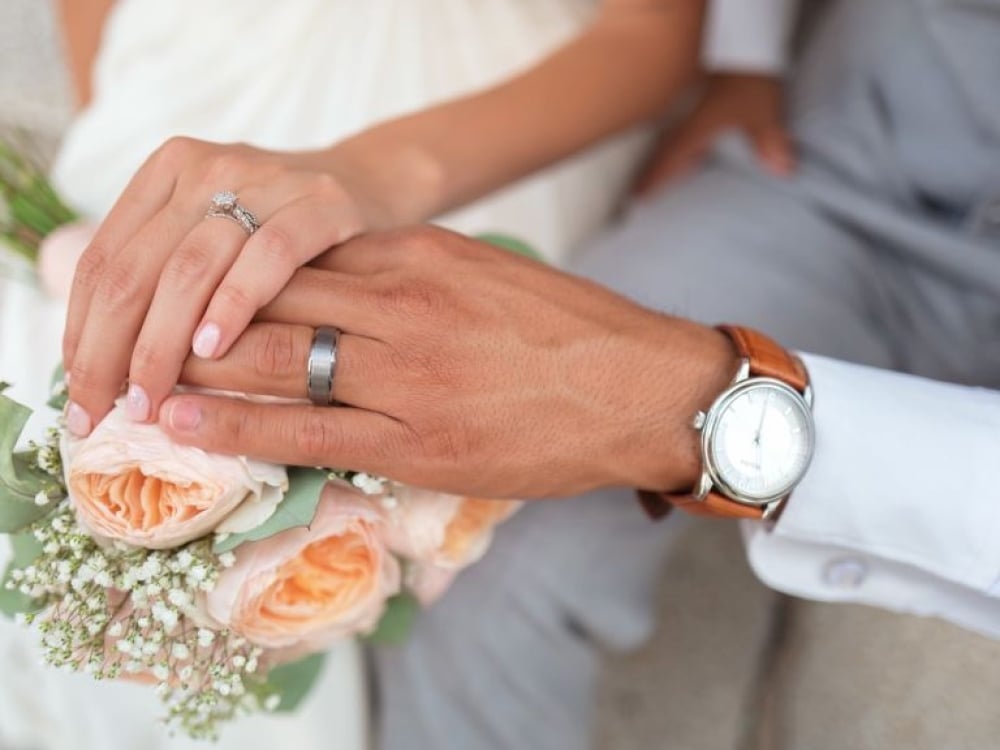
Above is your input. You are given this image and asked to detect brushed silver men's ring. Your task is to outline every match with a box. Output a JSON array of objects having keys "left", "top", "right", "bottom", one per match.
[{"left": 307, "top": 326, "right": 341, "bottom": 406}]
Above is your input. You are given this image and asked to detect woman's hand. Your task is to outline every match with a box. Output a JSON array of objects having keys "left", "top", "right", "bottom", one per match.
[
  {"left": 63, "top": 137, "right": 371, "bottom": 436},
  {"left": 157, "top": 226, "right": 736, "bottom": 500},
  {"left": 633, "top": 72, "right": 794, "bottom": 196}
]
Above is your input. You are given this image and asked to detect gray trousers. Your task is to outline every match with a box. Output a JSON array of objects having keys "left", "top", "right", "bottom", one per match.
[{"left": 374, "top": 1, "right": 1000, "bottom": 748}]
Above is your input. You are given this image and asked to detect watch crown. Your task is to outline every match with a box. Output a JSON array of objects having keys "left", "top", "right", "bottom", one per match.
[{"left": 692, "top": 411, "right": 706, "bottom": 430}]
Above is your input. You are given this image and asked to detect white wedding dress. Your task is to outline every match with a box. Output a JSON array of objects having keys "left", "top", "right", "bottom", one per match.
[{"left": 1, "top": 1, "right": 650, "bottom": 748}]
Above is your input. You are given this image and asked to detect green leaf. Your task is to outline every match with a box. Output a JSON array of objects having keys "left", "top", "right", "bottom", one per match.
[
  {"left": 213, "top": 467, "right": 328, "bottom": 553},
  {"left": 47, "top": 364, "right": 67, "bottom": 411},
  {"left": 257, "top": 652, "right": 327, "bottom": 713},
  {"left": 476, "top": 233, "right": 543, "bottom": 261},
  {"left": 0, "top": 530, "right": 44, "bottom": 617},
  {"left": 364, "top": 593, "right": 420, "bottom": 646},
  {"left": 0, "top": 392, "right": 54, "bottom": 532}
]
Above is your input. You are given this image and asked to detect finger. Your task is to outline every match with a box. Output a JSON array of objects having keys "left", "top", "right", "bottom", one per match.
[
  {"left": 255, "top": 267, "right": 394, "bottom": 334},
  {"left": 632, "top": 123, "right": 713, "bottom": 197},
  {"left": 194, "top": 189, "right": 364, "bottom": 362},
  {"left": 63, "top": 138, "right": 194, "bottom": 370},
  {"left": 123, "top": 217, "right": 251, "bottom": 423},
  {"left": 159, "top": 393, "right": 412, "bottom": 475},
  {"left": 65, "top": 199, "right": 201, "bottom": 436},
  {"left": 752, "top": 127, "right": 796, "bottom": 177},
  {"left": 178, "top": 322, "right": 391, "bottom": 409},
  {"left": 308, "top": 230, "right": 415, "bottom": 275}
]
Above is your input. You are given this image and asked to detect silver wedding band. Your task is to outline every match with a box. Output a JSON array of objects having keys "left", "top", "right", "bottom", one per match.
[
  {"left": 307, "top": 326, "right": 341, "bottom": 406},
  {"left": 206, "top": 190, "right": 260, "bottom": 236}
]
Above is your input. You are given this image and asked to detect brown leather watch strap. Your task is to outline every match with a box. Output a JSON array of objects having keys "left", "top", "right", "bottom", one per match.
[
  {"left": 639, "top": 325, "right": 808, "bottom": 521},
  {"left": 717, "top": 325, "right": 809, "bottom": 393}
]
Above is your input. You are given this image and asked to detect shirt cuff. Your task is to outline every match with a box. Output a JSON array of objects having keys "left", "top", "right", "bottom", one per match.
[
  {"left": 742, "top": 354, "right": 1000, "bottom": 633},
  {"left": 702, "top": 0, "right": 799, "bottom": 73}
]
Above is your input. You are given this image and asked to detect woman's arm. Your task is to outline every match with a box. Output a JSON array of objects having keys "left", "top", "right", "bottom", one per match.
[
  {"left": 62, "top": 0, "right": 705, "bottom": 436},
  {"left": 320, "top": 0, "right": 707, "bottom": 227},
  {"left": 56, "top": 0, "right": 117, "bottom": 108}
]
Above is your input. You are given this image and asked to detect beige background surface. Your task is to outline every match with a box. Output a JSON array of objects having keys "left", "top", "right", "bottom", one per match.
[{"left": 3, "top": 3, "right": 1000, "bottom": 748}]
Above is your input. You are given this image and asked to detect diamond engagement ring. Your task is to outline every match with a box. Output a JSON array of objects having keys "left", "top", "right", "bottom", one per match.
[
  {"left": 206, "top": 190, "right": 260, "bottom": 236},
  {"left": 307, "top": 326, "right": 341, "bottom": 406}
]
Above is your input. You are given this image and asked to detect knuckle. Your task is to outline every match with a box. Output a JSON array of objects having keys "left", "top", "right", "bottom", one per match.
[
  {"left": 74, "top": 243, "right": 111, "bottom": 289},
  {"left": 94, "top": 261, "right": 143, "bottom": 309},
  {"left": 213, "top": 283, "right": 256, "bottom": 316},
  {"left": 67, "top": 360, "right": 98, "bottom": 396},
  {"left": 251, "top": 325, "right": 300, "bottom": 378},
  {"left": 163, "top": 244, "right": 215, "bottom": 286},
  {"left": 309, "top": 173, "right": 346, "bottom": 201},
  {"left": 251, "top": 224, "right": 297, "bottom": 269},
  {"left": 374, "top": 278, "right": 438, "bottom": 319},
  {"left": 130, "top": 339, "right": 164, "bottom": 379},
  {"left": 203, "top": 151, "right": 247, "bottom": 185},
  {"left": 293, "top": 413, "right": 338, "bottom": 464},
  {"left": 152, "top": 136, "right": 200, "bottom": 171},
  {"left": 222, "top": 406, "right": 257, "bottom": 445}
]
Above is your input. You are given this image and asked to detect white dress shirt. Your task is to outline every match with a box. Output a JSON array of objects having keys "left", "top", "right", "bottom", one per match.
[
  {"left": 743, "top": 354, "right": 1000, "bottom": 639},
  {"left": 704, "top": 0, "right": 800, "bottom": 72}
]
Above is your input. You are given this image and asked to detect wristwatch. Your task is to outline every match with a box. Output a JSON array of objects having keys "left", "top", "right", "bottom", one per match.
[{"left": 639, "top": 325, "right": 815, "bottom": 521}]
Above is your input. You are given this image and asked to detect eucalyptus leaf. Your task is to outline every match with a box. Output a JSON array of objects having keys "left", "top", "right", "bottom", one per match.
[
  {"left": 258, "top": 653, "right": 327, "bottom": 713},
  {"left": 0, "top": 530, "right": 44, "bottom": 617},
  {"left": 213, "top": 467, "right": 328, "bottom": 554},
  {"left": 47, "top": 364, "right": 67, "bottom": 411},
  {"left": 476, "top": 233, "right": 543, "bottom": 261},
  {"left": 365, "top": 593, "right": 420, "bottom": 646},
  {"left": 0, "top": 392, "right": 54, "bottom": 532}
]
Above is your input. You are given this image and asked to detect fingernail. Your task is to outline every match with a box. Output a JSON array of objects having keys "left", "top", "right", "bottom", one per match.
[
  {"left": 125, "top": 383, "right": 150, "bottom": 422},
  {"left": 192, "top": 323, "right": 221, "bottom": 359},
  {"left": 63, "top": 371, "right": 71, "bottom": 386},
  {"left": 66, "top": 401, "right": 92, "bottom": 436},
  {"left": 168, "top": 400, "right": 202, "bottom": 432}
]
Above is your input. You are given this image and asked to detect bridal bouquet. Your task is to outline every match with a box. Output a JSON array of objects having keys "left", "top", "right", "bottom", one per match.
[
  {"left": 0, "top": 137, "right": 525, "bottom": 739},
  {"left": 0, "top": 382, "right": 519, "bottom": 738}
]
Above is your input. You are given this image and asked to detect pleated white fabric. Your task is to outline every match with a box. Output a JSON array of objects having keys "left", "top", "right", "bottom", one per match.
[{"left": 52, "top": 0, "right": 651, "bottom": 265}]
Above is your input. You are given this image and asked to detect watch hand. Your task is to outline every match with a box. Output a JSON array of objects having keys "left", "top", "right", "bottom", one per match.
[{"left": 753, "top": 392, "right": 771, "bottom": 469}]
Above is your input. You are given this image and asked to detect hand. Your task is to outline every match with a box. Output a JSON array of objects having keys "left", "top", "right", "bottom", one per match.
[
  {"left": 633, "top": 72, "right": 795, "bottom": 197},
  {"left": 157, "top": 226, "right": 737, "bottom": 499},
  {"left": 63, "top": 137, "right": 375, "bottom": 436}
]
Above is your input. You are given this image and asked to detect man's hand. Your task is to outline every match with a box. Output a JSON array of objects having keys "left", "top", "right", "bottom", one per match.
[
  {"left": 633, "top": 72, "right": 794, "bottom": 196},
  {"left": 158, "top": 227, "right": 737, "bottom": 500}
]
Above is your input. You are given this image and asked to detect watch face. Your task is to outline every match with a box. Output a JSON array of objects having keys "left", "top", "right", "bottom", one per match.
[{"left": 706, "top": 380, "right": 814, "bottom": 503}]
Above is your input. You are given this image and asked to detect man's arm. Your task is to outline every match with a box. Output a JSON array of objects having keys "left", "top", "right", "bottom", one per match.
[{"left": 56, "top": 0, "right": 117, "bottom": 109}]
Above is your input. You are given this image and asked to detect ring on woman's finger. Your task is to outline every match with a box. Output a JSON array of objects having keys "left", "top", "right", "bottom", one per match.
[
  {"left": 307, "top": 325, "right": 341, "bottom": 406},
  {"left": 205, "top": 190, "right": 260, "bottom": 236}
]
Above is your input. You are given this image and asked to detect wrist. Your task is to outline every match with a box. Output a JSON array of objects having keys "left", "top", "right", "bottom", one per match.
[
  {"left": 612, "top": 318, "right": 738, "bottom": 492},
  {"left": 308, "top": 134, "right": 447, "bottom": 230}
]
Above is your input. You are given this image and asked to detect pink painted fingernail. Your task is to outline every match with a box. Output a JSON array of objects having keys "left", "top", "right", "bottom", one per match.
[
  {"left": 168, "top": 400, "right": 202, "bottom": 432},
  {"left": 66, "top": 401, "right": 92, "bottom": 436},
  {"left": 125, "top": 383, "right": 150, "bottom": 422},
  {"left": 192, "top": 322, "right": 221, "bottom": 359}
]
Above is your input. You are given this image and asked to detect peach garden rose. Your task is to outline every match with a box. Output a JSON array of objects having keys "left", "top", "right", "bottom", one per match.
[
  {"left": 205, "top": 484, "right": 401, "bottom": 650},
  {"left": 376, "top": 488, "right": 521, "bottom": 603},
  {"left": 64, "top": 401, "right": 288, "bottom": 549}
]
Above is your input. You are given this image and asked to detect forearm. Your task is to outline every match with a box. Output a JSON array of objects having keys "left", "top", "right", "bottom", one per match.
[
  {"left": 319, "top": 0, "right": 706, "bottom": 227},
  {"left": 56, "top": 0, "right": 117, "bottom": 108}
]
